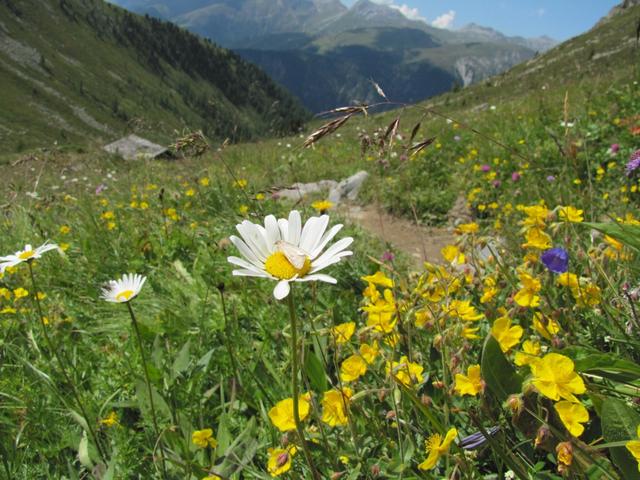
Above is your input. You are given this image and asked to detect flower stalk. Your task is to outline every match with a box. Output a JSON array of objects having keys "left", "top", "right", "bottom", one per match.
[
  {"left": 126, "top": 302, "right": 168, "bottom": 479},
  {"left": 287, "top": 291, "right": 320, "bottom": 480}
]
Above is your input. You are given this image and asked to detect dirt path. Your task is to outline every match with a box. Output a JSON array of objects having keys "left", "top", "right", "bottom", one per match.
[{"left": 340, "top": 203, "right": 456, "bottom": 266}]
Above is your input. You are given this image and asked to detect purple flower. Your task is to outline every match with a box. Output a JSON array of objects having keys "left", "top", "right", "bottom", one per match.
[
  {"left": 381, "top": 251, "right": 395, "bottom": 263},
  {"left": 541, "top": 248, "right": 569, "bottom": 273},
  {"left": 610, "top": 143, "right": 620, "bottom": 154},
  {"left": 481, "top": 164, "right": 491, "bottom": 172},
  {"left": 546, "top": 175, "right": 556, "bottom": 182},
  {"left": 95, "top": 184, "right": 107, "bottom": 195},
  {"left": 459, "top": 426, "right": 500, "bottom": 450},
  {"left": 492, "top": 180, "right": 502, "bottom": 188},
  {"left": 626, "top": 150, "right": 640, "bottom": 177},
  {"left": 511, "top": 172, "right": 521, "bottom": 182}
]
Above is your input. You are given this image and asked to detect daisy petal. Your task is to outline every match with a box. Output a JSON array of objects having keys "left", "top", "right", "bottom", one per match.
[
  {"left": 229, "top": 235, "right": 263, "bottom": 268},
  {"left": 227, "top": 256, "right": 269, "bottom": 275},
  {"left": 273, "top": 280, "right": 290, "bottom": 300},
  {"left": 264, "top": 215, "right": 281, "bottom": 247},
  {"left": 295, "top": 273, "right": 337, "bottom": 284},
  {"left": 310, "top": 224, "right": 343, "bottom": 259},
  {"left": 232, "top": 269, "right": 270, "bottom": 278},
  {"left": 288, "top": 210, "right": 302, "bottom": 246},
  {"left": 312, "top": 237, "right": 354, "bottom": 267},
  {"left": 236, "top": 222, "right": 268, "bottom": 261},
  {"left": 311, "top": 251, "right": 352, "bottom": 272},
  {"left": 301, "top": 215, "right": 329, "bottom": 252}
]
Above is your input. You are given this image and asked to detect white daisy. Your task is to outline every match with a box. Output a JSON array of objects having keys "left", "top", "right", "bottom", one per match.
[
  {"left": 101, "top": 273, "right": 147, "bottom": 303},
  {"left": 227, "top": 210, "right": 353, "bottom": 300},
  {"left": 0, "top": 242, "right": 60, "bottom": 273}
]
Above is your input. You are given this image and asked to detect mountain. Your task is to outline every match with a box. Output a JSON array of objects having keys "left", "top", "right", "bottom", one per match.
[
  {"left": 457, "top": 23, "right": 557, "bottom": 52},
  {"left": 0, "top": 0, "right": 308, "bottom": 153},
  {"left": 108, "top": 0, "right": 558, "bottom": 112}
]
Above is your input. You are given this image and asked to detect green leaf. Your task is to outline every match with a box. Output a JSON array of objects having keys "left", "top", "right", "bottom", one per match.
[
  {"left": 574, "top": 353, "right": 640, "bottom": 384},
  {"left": 583, "top": 222, "right": 640, "bottom": 252},
  {"left": 134, "top": 380, "right": 171, "bottom": 421},
  {"left": 78, "top": 432, "right": 93, "bottom": 469},
  {"left": 171, "top": 340, "right": 191, "bottom": 381},
  {"left": 480, "top": 335, "right": 523, "bottom": 402},
  {"left": 601, "top": 397, "right": 640, "bottom": 480},
  {"left": 303, "top": 348, "right": 328, "bottom": 393}
]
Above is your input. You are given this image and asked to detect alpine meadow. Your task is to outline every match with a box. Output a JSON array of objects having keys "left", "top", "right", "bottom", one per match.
[{"left": 1, "top": 0, "right": 640, "bottom": 479}]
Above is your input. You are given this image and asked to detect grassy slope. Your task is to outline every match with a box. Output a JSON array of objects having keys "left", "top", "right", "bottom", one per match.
[{"left": 0, "top": 0, "right": 307, "bottom": 154}]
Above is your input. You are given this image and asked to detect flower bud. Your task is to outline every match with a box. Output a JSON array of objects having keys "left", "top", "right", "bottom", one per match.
[
  {"left": 370, "top": 464, "right": 381, "bottom": 477},
  {"left": 506, "top": 394, "right": 523, "bottom": 416},
  {"left": 556, "top": 441, "right": 573, "bottom": 466},
  {"left": 534, "top": 425, "right": 550, "bottom": 449}
]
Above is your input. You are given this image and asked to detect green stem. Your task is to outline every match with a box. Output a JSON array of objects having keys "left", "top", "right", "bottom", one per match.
[
  {"left": 126, "top": 302, "right": 168, "bottom": 479},
  {"left": 286, "top": 291, "right": 320, "bottom": 480},
  {"left": 28, "top": 263, "right": 107, "bottom": 464}
]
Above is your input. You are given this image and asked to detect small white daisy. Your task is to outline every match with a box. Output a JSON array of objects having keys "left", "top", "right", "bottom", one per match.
[
  {"left": 0, "top": 242, "right": 60, "bottom": 273},
  {"left": 227, "top": 210, "right": 353, "bottom": 300},
  {"left": 101, "top": 273, "right": 147, "bottom": 303}
]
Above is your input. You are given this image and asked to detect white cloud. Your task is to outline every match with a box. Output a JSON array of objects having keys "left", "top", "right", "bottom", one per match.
[
  {"left": 431, "top": 10, "right": 456, "bottom": 29},
  {"left": 369, "top": 0, "right": 427, "bottom": 23}
]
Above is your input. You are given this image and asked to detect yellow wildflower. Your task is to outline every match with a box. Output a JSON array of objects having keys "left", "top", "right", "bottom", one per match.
[
  {"left": 454, "top": 365, "right": 483, "bottom": 396},
  {"left": 514, "top": 272, "right": 541, "bottom": 308},
  {"left": 331, "top": 322, "right": 356, "bottom": 344},
  {"left": 13, "top": 288, "right": 29, "bottom": 299},
  {"left": 199, "top": 177, "right": 210, "bottom": 187},
  {"left": 558, "top": 206, "right": 584, "bottom": 223},
  {"left": 321, "top": 387, "right": 352, "bottom": 427},
  {"left": 192, "top": 428, "right": 218, "bottom": 448},
  {"left": 59, "top": 225, "right": 71, "bottom": 235},
  {"left": 418, "top": 428, "right": 458, "bottom": 470},
  {"left": 364, "top": 289, "right": 397, "bottom": 333},
  {"left": 340, "top": 355, "right": 368, "bottom": 382},
  {"left": 480, "top": 277, "right": 498, "bottom": 304},
  {"left": 311, "top": 200, "right": 334, "bottom": 213},
  {"left": 462, "top": 326, "right": 481, "bottom": 340},
  {"left": 533, "top": 313, "right": 561, "bottom": 340},
  {"left": 521, "top": 205, "right": 549, "bottom": 228},
  {"left": 514, "top": 340, "right": 541, "bottom": 366},
  {"left": 0, "top": 288, "right": 10, "bottom": 300},
  {"left": 557, "top": 272, "right": 579, "bottom": 289},
  {"left": 572, "top": 282, "right": 601, "bottom": 307},
  {"left": 531, "top": 353, "right": 585, "bottom": 402},
  {"left": 441, "top": 245, "right": 465, "bottom": 264},
  {"left": 267, "top": 445, "right": 297, "bottom": 477},
  {"left": 233, "top": 179, "right": 248, "bottom": 189},
  {"left": 361, "top": 271, "right": 394, "bottom": 288},
  {"left": 386, "top": 356, "right": 424, "bottom": 387},
  {"left": 99, "top": 411, "right": 119, "bottom": 427},
  {"left": 455, "top": 222, "right": 479, "bottom": 234},
  {"left": 555, "top": 401, "right": 589, "bottom": 437},
  {"left": 363, "top": 282, "right": 380, "bottom": 303},
  {"left": 446, "top": 299, "right": 483, "bottom": 322},
  {"left": 268, "top": 394, "right": 311, "bottom": 432},
  {"left": 491, "top": 316, "right": 523, "bottom": 352},
  {"left": 359, "top": 342, "right": 379, "bottom": 364},
  {"left": 522, "top": 227, "right": 552, "bottom": 250},
  {"left": 185, "top": 188, "right": 196, "bottom": 197}
]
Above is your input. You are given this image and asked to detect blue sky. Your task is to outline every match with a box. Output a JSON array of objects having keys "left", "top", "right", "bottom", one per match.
[{"left": 342, "top": 0, "right": 620, "bottom": 40}]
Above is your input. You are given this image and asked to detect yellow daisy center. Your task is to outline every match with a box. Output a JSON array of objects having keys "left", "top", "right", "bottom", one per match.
[
  {"left": 18, "top": 250, "right": 35, "bottom": 260},
  {"left": 116, "top": 289, "right": 135, "bottom": 301},
  {"left": 264, "top": 251, "right": 311, "bottom": 280}
]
